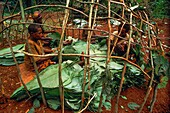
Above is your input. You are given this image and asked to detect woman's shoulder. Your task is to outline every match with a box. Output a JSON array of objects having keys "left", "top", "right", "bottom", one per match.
[{"left": 27, "top": 39, "right": 36, "bottom": 45}]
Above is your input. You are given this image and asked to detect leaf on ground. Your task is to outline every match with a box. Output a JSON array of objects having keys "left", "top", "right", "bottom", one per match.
[
  {"left": 28, "top": 107, "right": 35, "bottom": 113},
  {"left": 33, "top": 99, "right": 40, "bottom": 108},
  {"left": 158, "top": 76, "right": 169, "bottom": 89},
  {"left": 128, "top": 102, "right": 140, "bottom": 110},
  {"left": 103, "top": 101, "right": 111, "bottom": 110},
  {"left": 121, "top": 95, "right": 127, "bottom": 100}
]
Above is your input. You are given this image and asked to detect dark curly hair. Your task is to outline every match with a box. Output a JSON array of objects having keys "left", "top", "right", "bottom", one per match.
[{"left": 28, "top": 24, "right": 42, "bottom": 34}]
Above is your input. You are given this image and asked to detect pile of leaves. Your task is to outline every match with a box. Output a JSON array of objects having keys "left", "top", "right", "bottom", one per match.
[
  {"left": 10, "top": 38, "right": 146, "bottom": 112},
  {"left": 0, "top": 44, "right": 25, "bottom": 66}
]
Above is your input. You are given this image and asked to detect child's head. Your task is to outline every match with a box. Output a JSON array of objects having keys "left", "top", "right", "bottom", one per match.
[
  {"left": 28, "top": 24, "right": 43, "bottom": 40},
  {"left": 118, "top": 23, "right": 130, "bottom": 37},
  {"left": 32, "top": 11, "right": 42, "bottom": 24}
]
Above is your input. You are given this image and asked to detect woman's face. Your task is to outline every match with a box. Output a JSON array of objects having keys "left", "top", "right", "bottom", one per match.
[{"left": 31, "top": 27, "right": 43, "bottom": 40}]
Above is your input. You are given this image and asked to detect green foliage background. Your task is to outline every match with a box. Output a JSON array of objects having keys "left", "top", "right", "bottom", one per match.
[
  {"left": 149, "top": 0, "right": 170, "bottom": 18},
  {"left": 1, "top": 0, "right": 170, "bottom": 18}
]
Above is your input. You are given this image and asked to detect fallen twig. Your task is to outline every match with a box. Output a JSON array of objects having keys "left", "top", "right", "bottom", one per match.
[{"left": 78, "top": 93, "right": 97, "bottom": 113}]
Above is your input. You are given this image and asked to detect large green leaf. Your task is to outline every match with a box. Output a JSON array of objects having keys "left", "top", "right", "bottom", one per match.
[
  {"left": 0, "top": 44, "right": 25, "bottom": 66},
  {"left": 48, "top": 32, "right": 61, "bottom": 48},
  {"left": 10, "top": 61, "right": 83, "bottom": 99},
  {"left": 0, "top": 57, "right": 24, "bottom": 66},
  {"left": 0, "top": 44, "right": 24, "bottom": 56},
  {"left": 109, "top": 62, "right": 123, "bottom": 70},
  {"left": 47, "top": 99, "right": 60, "bottom": 110},
  {"left": 158, "top": 76, "right": 169, "bottom": 89},
  {"left": 72, "top": 40, "right": 87, "bottom": 54},
  {"left": 152, "top": 52, "right": 170, "bottom": 82},
  {"left": 62, "top": 45, "right": 79, "bottom": 61}
]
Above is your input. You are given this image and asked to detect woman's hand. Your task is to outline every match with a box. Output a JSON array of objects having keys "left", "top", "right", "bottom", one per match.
[{"left": 52, "top": 48, "right": 58, "bottom": 53}]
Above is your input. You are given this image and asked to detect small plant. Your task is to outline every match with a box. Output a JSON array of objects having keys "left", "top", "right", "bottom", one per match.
[{"left": 149, "top": 0, "right": 170, "bottom": 18}]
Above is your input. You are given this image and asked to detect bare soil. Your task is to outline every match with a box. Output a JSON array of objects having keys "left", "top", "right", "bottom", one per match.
[{"left": 0, "top": 19, "right": 170, "bottom": 113}]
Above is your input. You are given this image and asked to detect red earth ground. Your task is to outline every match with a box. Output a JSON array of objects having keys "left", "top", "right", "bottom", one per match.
[{"left": 0, "top": 18, "right": 170, "bottom": 113}]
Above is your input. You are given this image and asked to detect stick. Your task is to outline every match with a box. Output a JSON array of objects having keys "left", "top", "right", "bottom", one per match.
[
  {"left": 115, "top": 3, "right": 132, "bottom": 113},
  {"left": 58, "top": 0, "right": 70, "bottom": 112},
  {"left": 149, "top": 83, "right": 158, "bottom": 112},
  {"left": 138, "top": 11, "right": 155, "bottom": 113},
  {"left": 19, "top": 0, "right": 47, "bottom": 107},
  {"left": 78, "top": 93, "right": 97, "bottom": 113},
  {"left": 98, "top": 0, "right": 111, "bottom": 112}
]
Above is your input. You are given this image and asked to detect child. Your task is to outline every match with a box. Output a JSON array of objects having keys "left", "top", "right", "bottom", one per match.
[
  {"left": 24, "top": 24, "right": 55, "bottom": 72},
  {"left": 32, "top": 11, "right": 56, "bottom": 50},
  {"left": 32, "top": 11, "right": 43, "bottom": 24},
  {"left": 32, "top": 11, "right": 56, "bottom": 35},
  {"left": 113, "top": 23, "right": 134, "bottom": 56}
]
